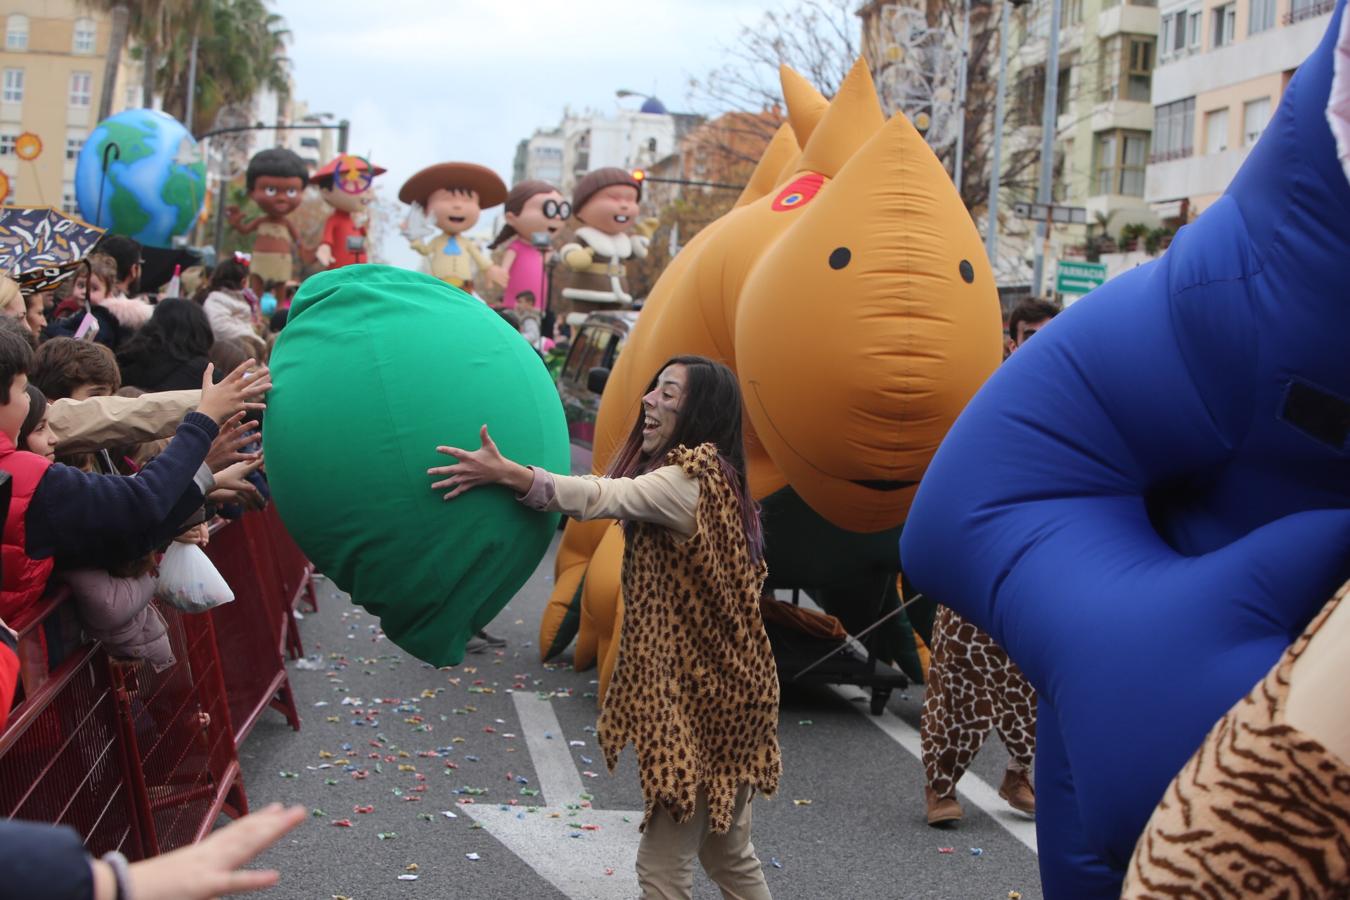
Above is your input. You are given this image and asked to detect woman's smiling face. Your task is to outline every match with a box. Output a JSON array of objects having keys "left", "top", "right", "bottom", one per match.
[{"left": 640, "top": 364, "right": 687, "bottom": 456}]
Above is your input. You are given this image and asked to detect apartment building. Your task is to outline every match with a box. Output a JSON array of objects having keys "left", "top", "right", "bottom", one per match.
[
  {"left": 1146, "top": 0, "right": 1333, "bottom": 221},
  {"left": 1004, "top": 0, "right": 1161, "bottom": 259},
  {"left": 0, "top": 1, "right": 140, "bottom": 212}
]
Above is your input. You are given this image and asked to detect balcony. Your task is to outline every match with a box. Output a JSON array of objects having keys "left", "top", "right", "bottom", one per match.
[
  {"left": 1091, "top": 98, "right": 1154, "bottom": 132},
  {"left": 1145, "top": 145, "right": 1248, "bottom": 201},
  {"left": 1098, "top": 3, "right": 1161, "bottom": 37},
  {"left": 1284, "top": 0, "right": 1335, "bottom": 24}
]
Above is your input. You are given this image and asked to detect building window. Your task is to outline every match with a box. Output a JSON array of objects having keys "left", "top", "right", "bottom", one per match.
[
  {"left": 1057, "top": 58, "right": 1073, "bottom": 116},
  {"left": 1160, "top": 7, "right": 1202, "bottom": 60},
  {"left": 1211, "top": 3, "right": 1236, "bottom": 47},
  {"left": 1094, "top": 130, "right": 1149, "bottom": 195},
  {"left": 62, "top": 185, "right": 77, "bottom": 215},
  {"left": 66, "top": 134, "right": 85, "bottom": 160},
  {"left": 5, "top": 15, "right": 28, "bottom": 51},
  {"left": 1248, "top": 0, "right": 1276, "bottom": 32},
  {"left": 1015, "top": 66, "right": 1046, "bottom": 126},
  {"left": 1204, "top": 107, "right": 1230, "bottom": 154},
  {"left": 1242, "top": 96, "right": 1271, "bottom": 146},
  {"left": 2, "top": 69, "right": 22, "bottom": 104},
  {"left": 73, "top": 19, "right": 97, "bottom": 54},
  {"left": 1152, "top": 96, "right": 1195, "bottom": 160},
  {"left": 1129, "top": 0, "right": 1158, "bottom": 6},
  {"left": 1285, "top": 0, "right": 1335, "bottom": 23},
  {"left": 1061, "top": 0, "right": 1084, "bottom": 27},
  {"left": 69, "top": 72, "right": 92, "bottom": 108},
  {"left": 1127, "top": 37, "right": 1154, "bottom": 101},
  {"left": 0, "top": 130, "right": 17, "bottom": 156},
  {"left": 1099, "top": 36, "right": 1153, "bottom": 101}
]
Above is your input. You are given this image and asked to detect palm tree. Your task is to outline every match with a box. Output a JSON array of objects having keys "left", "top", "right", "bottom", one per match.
[
  {"left": 157, "top": 0, "right": 291, "bottom": 135},
  {"left": 90, "top": 2, "right": 130, "bottom": 120}
]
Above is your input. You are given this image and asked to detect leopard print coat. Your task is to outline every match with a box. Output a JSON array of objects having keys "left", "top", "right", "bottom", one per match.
[
  {"left": 597, "top": 443, "right": 781, "bottom": 834},
  {"left": 1122, "top": 580, "right": 1350, "bottom": 899}
]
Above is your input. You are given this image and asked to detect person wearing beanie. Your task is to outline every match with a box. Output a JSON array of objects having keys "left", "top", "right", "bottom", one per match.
[
  {"left": 559, "top": 167, "right": 659, "bottom": 309},
  {"left": 399, "top": 162, "right": 508, "bottom": 293}
]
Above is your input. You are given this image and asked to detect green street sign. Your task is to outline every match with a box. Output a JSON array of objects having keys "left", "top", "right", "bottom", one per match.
[{"left": 1056, "top": 260, "right": 1107, "bottom": 295}]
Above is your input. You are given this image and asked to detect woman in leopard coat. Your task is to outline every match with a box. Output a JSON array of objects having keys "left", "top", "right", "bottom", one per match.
[{"left": 430, "top": 355, "right": 780, "bottom": 900}]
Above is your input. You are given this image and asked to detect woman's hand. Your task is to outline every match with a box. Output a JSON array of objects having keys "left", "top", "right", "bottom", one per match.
[
  {"left": 428, "top": 425, "right": 533, "bottom": 500},
  {"left": 205, "top": 411, "right": 260, "bottom": 472}
]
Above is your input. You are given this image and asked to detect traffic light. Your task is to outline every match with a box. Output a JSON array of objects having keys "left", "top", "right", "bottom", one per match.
[{"left": 631, "top": 168, "right": 646, "bottom": 184}]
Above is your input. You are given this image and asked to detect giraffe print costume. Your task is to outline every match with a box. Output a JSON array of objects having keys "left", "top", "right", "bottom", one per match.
[{"left": 920, "top": 605, "right": 1037, "bottom": 801}]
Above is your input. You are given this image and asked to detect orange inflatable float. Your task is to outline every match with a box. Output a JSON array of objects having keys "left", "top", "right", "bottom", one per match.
[{"left": 541, "top": 59, "right": 1003, "bottom": 696}]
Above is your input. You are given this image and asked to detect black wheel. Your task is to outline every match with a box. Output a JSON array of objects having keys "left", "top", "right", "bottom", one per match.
[{"left": 870, "top": 688, "right": 891, "bottom": 716}]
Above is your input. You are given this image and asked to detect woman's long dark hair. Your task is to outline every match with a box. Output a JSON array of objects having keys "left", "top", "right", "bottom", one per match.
[
  {"left": 117, "top": 299, "right": 213, "bottom": 366},
  {"left": 608, "top": 355, "right": 763, "bottom": 563}
]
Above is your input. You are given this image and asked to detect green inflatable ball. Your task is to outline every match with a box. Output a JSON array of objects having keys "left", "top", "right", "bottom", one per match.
[{"left": 264, "top": 265, "right": 569, "bottom": 666}]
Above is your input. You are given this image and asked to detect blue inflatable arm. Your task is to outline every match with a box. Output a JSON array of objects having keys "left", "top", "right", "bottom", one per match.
[{"left": 902, "top": 3, "right": 1350, "bottom": 896}]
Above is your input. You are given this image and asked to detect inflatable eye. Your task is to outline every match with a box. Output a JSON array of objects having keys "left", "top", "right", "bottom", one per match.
[
  {"left": 959, "top": 260, "right": 974, "bottom": 283},
  {"left": 829, "top": 247, "right": 851, "bottom": 270},
  {"left": 771, "top": 173, "right": 826, "bottom": 212}
]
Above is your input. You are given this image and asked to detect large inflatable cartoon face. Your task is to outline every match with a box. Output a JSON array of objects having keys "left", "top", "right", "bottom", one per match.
[
  {"left": 576, "top": 184, "right": 640, "bottom": 236},
  {"left": 737, "top": 112, "right": 1000, "bottom": 533},
  {"left": 425, "top": 188, "right": 482, "bottom": 236},
  {"left": 505, "top": 189, "right": 567, "bottom": 243},
  {"left": 264, "top": 265, "right": 570, "bottom": 666}
]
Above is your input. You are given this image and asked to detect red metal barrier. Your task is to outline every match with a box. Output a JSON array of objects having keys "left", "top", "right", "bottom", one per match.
[
  {"left": 0, "top": 506, "right": 313, "bottom": 858},
  {"left": 203, "top": 515, "right": 301, "bottom": 747}
]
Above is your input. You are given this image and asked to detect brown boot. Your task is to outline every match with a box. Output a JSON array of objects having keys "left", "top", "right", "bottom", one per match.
[
  {"left": 925, "top": 786, "right": 963, "bottom": 826},
  {"left": 998, "top": 767, "right": 1035, "bottom": 816}
]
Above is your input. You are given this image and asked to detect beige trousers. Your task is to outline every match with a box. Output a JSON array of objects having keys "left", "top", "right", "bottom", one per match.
[{"left": 635, "top": 785, "right": 772, "bottom": 900}]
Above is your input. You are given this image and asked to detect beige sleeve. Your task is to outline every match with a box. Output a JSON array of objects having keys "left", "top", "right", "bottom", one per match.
[
  {"left": 46, "top": 390, "right": 202, "bottom": 454},
  {"left": 547, "top": 466, "right": 700, "bottom": 539}
]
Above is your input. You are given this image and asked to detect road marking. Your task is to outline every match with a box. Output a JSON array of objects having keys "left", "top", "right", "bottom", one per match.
[
  {"left": 514, "top": 692, "right": 585, "bottom": 807},
  {"left": 461, "top": 692, "right": 642, "bottom": 900},
  {"left": 830, "top": 685, "right": 1039, "bottom": 853}
]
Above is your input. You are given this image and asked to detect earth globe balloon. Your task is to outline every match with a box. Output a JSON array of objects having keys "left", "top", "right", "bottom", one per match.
[{"left": 75, "top": 108, "right": 206, "bottom": 249}]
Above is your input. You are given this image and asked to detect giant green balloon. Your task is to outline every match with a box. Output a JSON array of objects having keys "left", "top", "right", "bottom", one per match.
[{"left": 264, "top": 265, "right": 569, "bottom": 665}]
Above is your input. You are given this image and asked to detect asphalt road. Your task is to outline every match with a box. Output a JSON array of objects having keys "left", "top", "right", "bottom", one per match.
[{"left": 239, "top": 535, "right": 1044, "bottom": 900}]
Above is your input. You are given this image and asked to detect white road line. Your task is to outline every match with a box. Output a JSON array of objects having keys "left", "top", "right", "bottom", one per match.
[
  {"left": 460, "top": 692, "right": 642, "bottom": 900},
  {"left": 830, "top": 685, "right": 1039, "bottom": 854},
  {"left": 513, "top": 692, "right": 585, "bottom": 807}
]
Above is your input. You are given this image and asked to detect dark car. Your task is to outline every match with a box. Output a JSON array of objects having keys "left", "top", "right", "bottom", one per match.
[{"left": 555, "top": 311, "right": 639, "bottom": 475}]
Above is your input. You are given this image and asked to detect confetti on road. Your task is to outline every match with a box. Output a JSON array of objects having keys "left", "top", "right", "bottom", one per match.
[
  {"left": 397, "top": 874, "right": 419, "bottom": 881},
  {"left": 792, "top": 799, "right": 812, "bottom": 806},
  {"left": 938, "top": 847, "right": 954, "bottom": 854},
  {"left": 798, "top": 720, "right": 813, "bottom": 726},
  {"left": 466, "top": 852, "right": 481, "bottom": 861},
  {"left": 970, "top": 848, "right": 984, "bottom": 857},
  {"left": 377, "top": 831, "right": 398, "bottom": 840},
  {"left": 331, "top": 819, "right": 353, "bottom": 828},
  {"left": 770, "top": 858, "right": 783, "bottom": 869}
]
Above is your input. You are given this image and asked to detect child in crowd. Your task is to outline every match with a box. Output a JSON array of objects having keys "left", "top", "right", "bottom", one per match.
[
  {"left": 0, "top": 324, "right": 270, "bottom": 625},
  {"left": 195, "top": 259, "right": 259, "bottom": 344},
  {"left": 17, "top": 384, "right": 175, "bottom": 670},
  {"left": 514, "top": 291, "right": 543, "bottom": 347}
]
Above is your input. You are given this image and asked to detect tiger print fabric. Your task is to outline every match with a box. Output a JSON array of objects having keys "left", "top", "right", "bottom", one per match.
[
  {"left": 921, "top": 605, "right": 1037, "bottom": 799},
  {"left": 1122, "top": 581, "right": 1350, "bottom": 899},
  {"left": 597, "top": 443, "right": 781, "bottom": 834}
]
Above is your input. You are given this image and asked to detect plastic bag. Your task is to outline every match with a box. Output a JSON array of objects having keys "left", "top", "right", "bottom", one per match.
[{"left": 154, "top": 542, "right": 234, "bottom": 613}]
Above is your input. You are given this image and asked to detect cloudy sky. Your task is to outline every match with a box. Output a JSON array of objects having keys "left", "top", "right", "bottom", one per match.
[{"left": 276, "top": 0, "right": 789, "bottom": 268}]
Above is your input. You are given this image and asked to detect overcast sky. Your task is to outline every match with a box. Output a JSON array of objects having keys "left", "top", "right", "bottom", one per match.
[{"left": 276, "top": 0, "right": 785, "bottom": 269}]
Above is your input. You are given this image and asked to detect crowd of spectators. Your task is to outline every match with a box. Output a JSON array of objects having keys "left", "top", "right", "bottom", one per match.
[{"left": 0, "top": 236, "right": 290, "bottom": 672}]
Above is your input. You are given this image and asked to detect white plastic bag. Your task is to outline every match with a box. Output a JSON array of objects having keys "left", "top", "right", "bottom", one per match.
[{"left": 154, "top": 542, "right": 234, "bottom": 613}]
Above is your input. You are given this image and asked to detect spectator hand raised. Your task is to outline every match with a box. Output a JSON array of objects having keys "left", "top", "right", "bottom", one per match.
[
  {"left": 198, "top": 360, "right": 273, "bottom": 426},
  {"left": 206, "top": 411, "right": 262, "bottom": 473}
]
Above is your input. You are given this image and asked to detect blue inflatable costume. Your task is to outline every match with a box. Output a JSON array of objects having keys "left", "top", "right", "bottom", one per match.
[{"left": 902, "top": 3, "right": 1350, "bottom": 896}]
